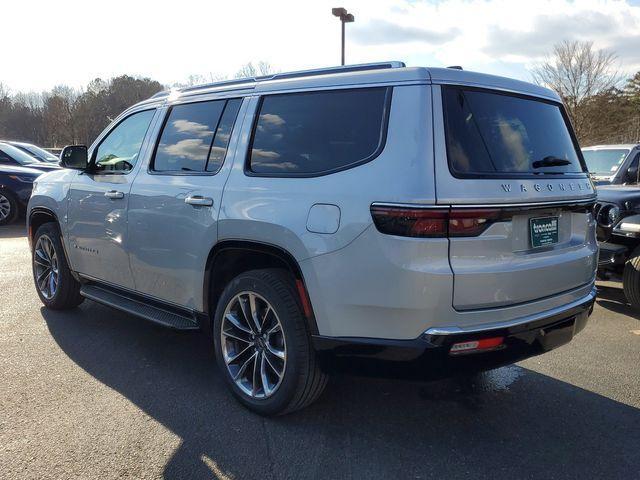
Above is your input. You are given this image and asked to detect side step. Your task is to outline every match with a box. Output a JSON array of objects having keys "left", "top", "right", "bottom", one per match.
[{"left": 80, "top": 284, "right": 200, "bottom": 330}]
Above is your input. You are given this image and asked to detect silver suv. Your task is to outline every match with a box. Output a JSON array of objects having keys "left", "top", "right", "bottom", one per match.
[{"left": 27, "top": 62, "right": 597, "bottom": 415}]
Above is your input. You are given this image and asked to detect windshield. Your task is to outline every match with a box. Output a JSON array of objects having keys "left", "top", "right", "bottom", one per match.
[
  {"left": 443, "top": 86, "right": 584, "bottom": 176},
  {"left": 582, "top": 149, "right": 630, "bottom": 176},
  {"left": 17, "top": 143, "right": 59, "bottom": 162},
  {"left": 0, "top": 143, "right": 41, "bottom": 165}
]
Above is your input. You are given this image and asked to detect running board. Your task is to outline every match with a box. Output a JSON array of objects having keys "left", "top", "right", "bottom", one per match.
[{"left": 80, "top": 284, "right": 200, "bottom": 330}]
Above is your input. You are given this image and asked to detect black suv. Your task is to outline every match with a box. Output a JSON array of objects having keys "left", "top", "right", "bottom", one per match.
[{"left": 595, "top": 184, "right": 640, "bottom": 307}]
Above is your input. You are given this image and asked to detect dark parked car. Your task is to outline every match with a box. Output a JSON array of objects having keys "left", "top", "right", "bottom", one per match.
[
  {"left": 0, "top": 142, "right": 60, "bottom": 172},
  {"left": 595, "top": 183, "right": 640, "bottom": 307},
  {"left": 4, "top": 141, "right": 60, "bottom": 164},
  {"left": 0, "top": 164, "right": 42, "bottom": 225},
  {"left": 583, "top": 144, "right": 640, "bottom": 185}
]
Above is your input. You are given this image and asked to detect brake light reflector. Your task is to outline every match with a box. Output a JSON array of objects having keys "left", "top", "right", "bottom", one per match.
[{"left": 449, "top": 336, "right": 504, "bottom": 355}]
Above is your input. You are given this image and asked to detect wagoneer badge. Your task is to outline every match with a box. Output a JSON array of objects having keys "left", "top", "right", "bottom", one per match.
[{"left": 501, "top": 182, "right": 593, "bottom": 193}]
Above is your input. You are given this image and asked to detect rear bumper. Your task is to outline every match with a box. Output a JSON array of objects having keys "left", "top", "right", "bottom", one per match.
[{"left": 312, "top": 287, "right": 596, "bottom": 380}]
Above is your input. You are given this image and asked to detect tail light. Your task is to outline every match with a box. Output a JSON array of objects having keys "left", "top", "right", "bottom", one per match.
[
  {"left": 371, "top": 205, "right": 501, "bottom": 238},
  {"left": 370, "top": 206, "right": 448, "bottom": 237}
]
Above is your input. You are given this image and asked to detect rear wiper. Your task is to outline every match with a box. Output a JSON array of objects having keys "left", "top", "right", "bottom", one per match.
[{"left": 532, "top": 156, "right": 571, "bottom": 169}]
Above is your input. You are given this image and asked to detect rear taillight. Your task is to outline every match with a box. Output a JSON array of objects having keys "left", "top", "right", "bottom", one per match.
[
  {"left": 371, "top": 205, "right": 501, "bottom": 238},
  {"left": 449, "top": 208, "right": 501, "bottom": 237},
  {"left": 370, "top": 206, "right": 448, "bottom": 237}
]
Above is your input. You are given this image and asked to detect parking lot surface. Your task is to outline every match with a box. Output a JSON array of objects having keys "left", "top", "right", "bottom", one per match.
[{"left": 1, "top": 223, "right": 639, "bottom": 479}]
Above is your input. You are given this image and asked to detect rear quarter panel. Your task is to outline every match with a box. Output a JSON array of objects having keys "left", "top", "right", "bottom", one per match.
[{"left": 219, "top": 84, "right": 436, "bottom": 261}]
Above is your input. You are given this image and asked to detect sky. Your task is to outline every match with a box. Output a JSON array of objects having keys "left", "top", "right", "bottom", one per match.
[{"left": 3, "top": 0, "right": 640, "bottom": 92}]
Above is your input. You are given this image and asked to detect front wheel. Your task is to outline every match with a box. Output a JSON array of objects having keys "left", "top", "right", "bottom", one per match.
[
  {"left": 213, "top": 269, "right": 327, "bottom": 415},
  {"left": 0, "top": 190, "right": 18, "bottom": 226},
  {"left": 32, "top": 223, "right": 84, "bottom": 310},
  {"left": 623, "top": 246, "right": 640, "bottom": 310}
]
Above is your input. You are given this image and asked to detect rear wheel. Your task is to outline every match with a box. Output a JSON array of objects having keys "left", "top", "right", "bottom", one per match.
[
  {"left": 213, "top": 269, "right": 327, "bottom": 415},
  {"left": 623, "top": 246, "right": 640, "bottom": 310},
  {"left": 32, "top": 223, "right": 84, "bottom": 310},
  {"left": 0, "top": 190, "right": 18, "bottom": 226}
]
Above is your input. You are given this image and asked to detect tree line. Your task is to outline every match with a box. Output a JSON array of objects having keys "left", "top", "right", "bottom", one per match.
[
  {"left": 0, "top": 62, "right": 274, "bottom": 148},
  {"left": 532, "top": 40, "right": 640, "bottom": 147},
  {"left": 0, "top": 49, "right": 638, "bottom": 149}
]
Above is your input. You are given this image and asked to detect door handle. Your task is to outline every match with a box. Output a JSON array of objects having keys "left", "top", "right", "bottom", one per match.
[
  {"left": 104, "top": 190, "right": 124, "bottom": 200},
  {"left": 185, "top": 195, "right": 213, "bottom": 207}
]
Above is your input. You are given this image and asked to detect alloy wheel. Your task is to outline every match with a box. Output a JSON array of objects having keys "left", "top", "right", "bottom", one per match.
[
  {"left": 34, "top": 235, "right": 59, "bottom": 300},
  {"left": 221, "top": 291, "right": 287, "bottom": 398},
  {"left": 0, "top": 193, "right": 11, "bottom": 221}
]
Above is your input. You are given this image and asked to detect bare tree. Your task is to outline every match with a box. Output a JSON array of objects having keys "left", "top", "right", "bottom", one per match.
[
  {"left": 532, "top": 40, "right": 620, "bottom": 141},
  {"left": 234, "top": 61, "right": 276, "bottom": 79}
]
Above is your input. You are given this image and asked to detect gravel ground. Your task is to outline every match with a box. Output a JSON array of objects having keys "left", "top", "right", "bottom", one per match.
[{"left": 1, "top": 223, "right": 639, "bottom": 479}]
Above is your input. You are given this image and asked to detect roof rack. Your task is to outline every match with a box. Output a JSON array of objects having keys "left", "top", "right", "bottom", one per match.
[
  {"left": 270, "top": 61, "right": 405, "bottom": 81},
  {"left": 145, "top": 61, "right": 406, "bottom": 101}
]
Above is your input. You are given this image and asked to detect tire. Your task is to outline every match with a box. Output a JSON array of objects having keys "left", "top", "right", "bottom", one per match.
[
  {"left": 32, "top": 223, "right": 84, "bottom": 310},
  {"left": 213, "top": 269, "right": 328, "bottom": 415},
  {"left": 0, "top": 189, "right": 18, "bottom": 226},
  {"left": 623, "top": 246, "right": 640, "bottom": 310}
]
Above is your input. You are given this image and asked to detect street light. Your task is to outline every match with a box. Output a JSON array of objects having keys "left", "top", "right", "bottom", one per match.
[{"left": 332, "top": 7, "right": 354, "bottom": 66}]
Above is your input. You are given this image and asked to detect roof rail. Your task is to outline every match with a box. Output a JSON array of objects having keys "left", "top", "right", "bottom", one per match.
[
  {"left": 179, "top": 77, "right": 257, "bottom": 94},
  {"left": 144, "top": 61, "right": 406, "bottom": 102},
  {"left": 270, "top": 61, "right": 405, "bottom": 81},
  {"left": 149, "top": 91, "right": 170, "bottom": 99}
]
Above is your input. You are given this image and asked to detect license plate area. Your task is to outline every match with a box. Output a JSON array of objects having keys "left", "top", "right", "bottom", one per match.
[{"left": 529, "top": 216, "right": 559, "bottom": 248}]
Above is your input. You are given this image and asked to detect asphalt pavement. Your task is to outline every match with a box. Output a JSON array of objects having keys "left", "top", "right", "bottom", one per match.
[{"left": 1, "top": 223, "right": 639, "bottom": 479}]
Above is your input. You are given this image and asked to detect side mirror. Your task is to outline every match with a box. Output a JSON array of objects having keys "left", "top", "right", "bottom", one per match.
[
  {"left": 60, "top": 145, "right": 88, "bottom": 170},
  {"left": 627, "top": 165, "right": 639, "bottom": 182}
]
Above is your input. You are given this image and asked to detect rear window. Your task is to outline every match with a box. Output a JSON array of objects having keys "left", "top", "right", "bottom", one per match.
[
  {"left": 248, "top": 87, "right": 390, "bottom": 176},
  {"left": 442, "top": 86, "right": 584, "bottom": 177}
]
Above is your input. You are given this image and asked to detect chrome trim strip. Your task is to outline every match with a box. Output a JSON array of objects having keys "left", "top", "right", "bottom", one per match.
[
  {"left": 424, "top": 286, "right": 596, "bottom": 336},
  {"left": 372, "top": 198, "right": 596, "bottom": 210},
  {"left": 370, "top": 202, "right": 445, "bottom": 210}
]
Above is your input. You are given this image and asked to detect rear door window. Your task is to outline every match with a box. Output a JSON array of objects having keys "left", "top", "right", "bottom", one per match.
[
  {"left": 248, "top": 87, "right": 390, "bottom": 176},
  {"left": 153, "top": 98, "right": 241, "bottom": 173},
  {"left": 153, "top": 101, "right": 224, "bottom": 172},
  {"left": 442, "top": 86, "right": 585, "bottom": 177}
]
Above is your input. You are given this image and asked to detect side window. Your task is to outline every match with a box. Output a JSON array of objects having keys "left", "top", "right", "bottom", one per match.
[
  {"left": 94, "top": 110, "right": 155, "bottom": 173},
  {"left": 248, "top": 87, "right": 390, "bottom": 176},
  {"left": 153, "top": 98, "right": 241, "bottom": 173},
  {"left": 207, "top": 99, "right": 242, "bottom": 172},
  {"left": 0, "top": 149, "right": 13, "bottom": 164}
]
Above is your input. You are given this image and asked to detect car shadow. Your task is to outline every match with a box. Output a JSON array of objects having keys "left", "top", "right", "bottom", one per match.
[
  {"left": 0, "top": 222, "right": 27, "bottom": 239},
  {"left": 42, "top": 303, "right": 639, "bottom": 480},
  {"left": 596, "top": 283, "right": 640, "bottom": 321}
]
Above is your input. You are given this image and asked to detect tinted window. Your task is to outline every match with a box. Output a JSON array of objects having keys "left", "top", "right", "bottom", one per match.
[
  {"left": 154, "top": 101, "right": 224, "bottom": 172},
  {"left": 95, "top": 110, "right": 155, "bottom": 172},
  {"left": 249, "top": 88, "right": 389, "bottom": 175},
  {"left": 443, "top": 86, "right": 584, "bottom": 176},
  {"left": 206, "top": 99, "right": 242, "bottom": 172}
]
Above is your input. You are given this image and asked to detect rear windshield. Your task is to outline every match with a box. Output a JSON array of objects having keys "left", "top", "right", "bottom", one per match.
[
  {"left": 442, "top": 86, "right": 585, "bottom": 177},
  {"left": 582, "top": 148, "right": 630, "bottom": 176}
]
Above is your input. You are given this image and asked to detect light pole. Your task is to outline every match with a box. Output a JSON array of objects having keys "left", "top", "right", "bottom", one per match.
[{"left": 332, "top": 7, "right": 354, "bottom": 66}]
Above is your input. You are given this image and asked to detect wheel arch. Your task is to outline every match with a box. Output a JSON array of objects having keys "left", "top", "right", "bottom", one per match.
[
  {"left": 28, "top": 207, "right": 77, "bottom": 279},
  {"left": 203, "top": 240, "right": 319, "bottom": 336},
  {"left": 28, "top": 207, "right": 59, "bottom": 245}
]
